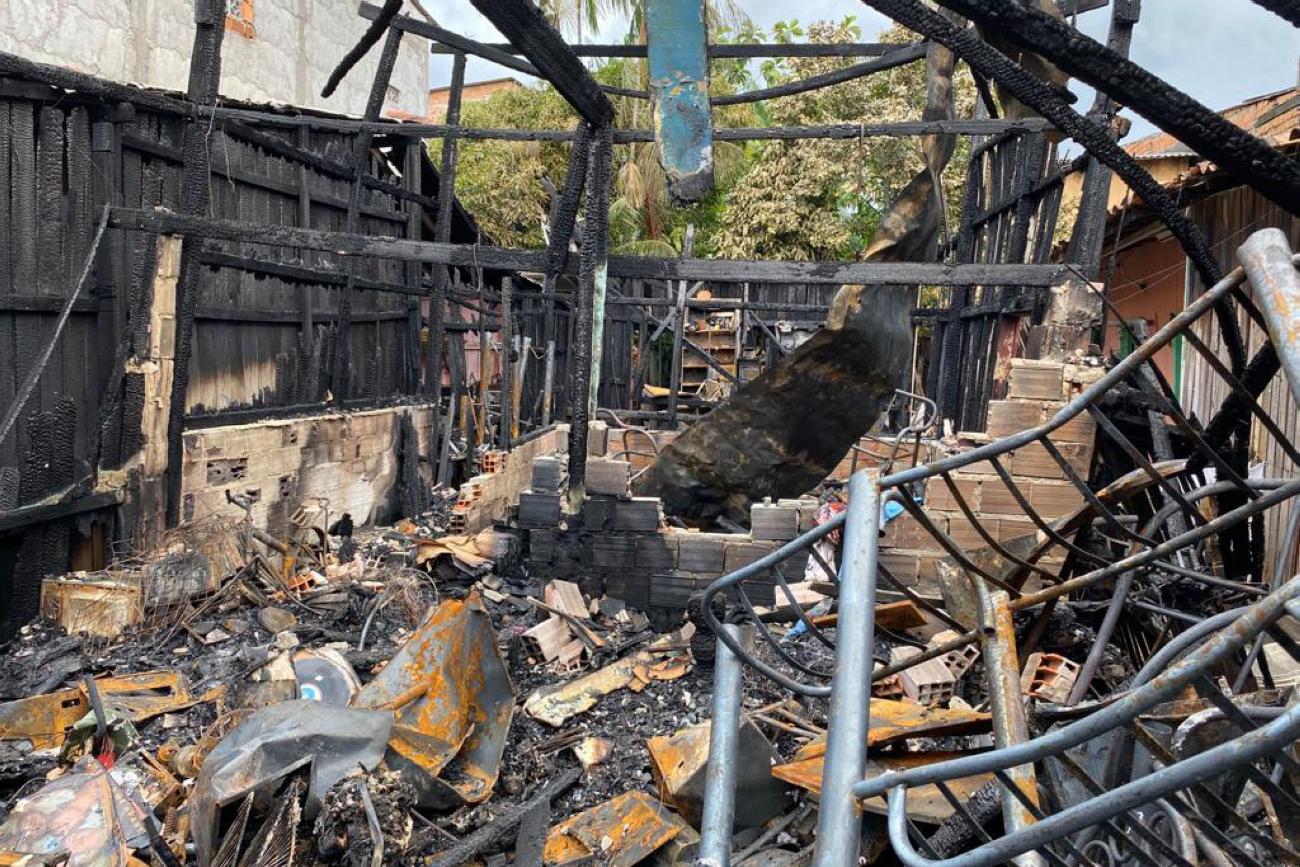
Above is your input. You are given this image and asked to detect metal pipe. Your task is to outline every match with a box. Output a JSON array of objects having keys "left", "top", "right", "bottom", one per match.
[
  {"left": 812, "top": 471, "right": 881, "bottom": 867},
  {"left": 1242, "top": 229, "right": 1300, "bottom": 407},
  {"left": 854, "top": 573, "right": 1300, "bottom": 799},
  {"left": 697, "top": 624, "right": 748, "bottom": 867},
  {"left": 973, "top": 583, "right": 1043, "bottom": 867}
]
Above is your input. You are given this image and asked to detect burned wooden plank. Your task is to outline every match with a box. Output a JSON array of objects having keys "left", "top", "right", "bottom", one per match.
[{"left": 110, "top": 206, "right": 1075, "bottom": 286}]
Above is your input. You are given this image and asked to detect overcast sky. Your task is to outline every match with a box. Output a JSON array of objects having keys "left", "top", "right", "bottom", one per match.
[{"left": 427, "top": 0, "right": 1299, "bottom": 145}]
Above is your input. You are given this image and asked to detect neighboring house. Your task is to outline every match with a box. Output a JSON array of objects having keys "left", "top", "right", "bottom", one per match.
[
  {"left": 1091, "top": 87, "right": 1300, "bottom": 385},
  {"left": 423, "top": 77, "right": 524, "bottom": 121},
  {"left": 1088, "top": 86, "right": 1300, "bottom": 575},
  {"left": 0, "top": 0, "right": 429, "bottom": 118},
  {"left": 1063, "top": 86, "right": 1300, "bottom": 214}
]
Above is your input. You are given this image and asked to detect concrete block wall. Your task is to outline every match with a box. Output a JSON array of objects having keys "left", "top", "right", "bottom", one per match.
[
  {"left": 0, "top": 0, "right": 429, "bottom": 120},
  {"left": 448, "top": 426, "right": 570, "bottom": 535},
  {"left": 180, "top": 405, "right": 436, "bottom": 533},
  {"left": 878, "top": 359, "right": 1101, "bottom": 594}
]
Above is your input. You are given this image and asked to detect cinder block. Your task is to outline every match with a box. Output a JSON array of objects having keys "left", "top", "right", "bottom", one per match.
[
  {"left": 882, "top": 513, "right": 945, "bottom": 550},
  {"left": 587, "top": 421, "right": 608, "bottom": 456},
  {"left": 676, "top": 533, "right": 727, "bottom": 573},
  {"left": 997, "top": 517, "right": 1037, "bottom": 542},
  {"left": 877, "top": 551, "right": 921, "bottom": 584},
  {"left": 604, "top": 570, "right": 650, "bottom": 609},
  {"left": 944, "top": 515, "right": 994, "bottom": 550},
  {"left": 924, "top": 475, "right": 981, "bottom": 512},
  {"left": 613, "top": 497, "right": 661, "bottom": 532},
  {"left": 531, "top": 456, "right": 567, "bottom": 493},
  {"left": 722, "top": 540, "right": 778, "bottom": 574},
  {"left": 585, "top": 458, "right": 631, "bottom": 497},
  {"left": 1030, "top": 481, "right": 1086, "bottom": 518},
  {"left": 590, "top": 535, "right": 636, "bottom": 569},
  {"left": 985, "top": 400, "right": 1045, "bottom": 438},
  {"left": 517, "top": 491, "right": 562, "bottom": 528},
  {"left": 635, "top": 535, "right": 678, "bottom": 571},
  {"left": 649, "top": 572, "right": 698, "bottom": 610},
  {"left": 750, "top": 501, "right": 799, "bottom": 541},
  {"left": 1007, "top": 360, "right": 1065, "bottom": 401},
  {"left": 582, "top": 495, "right": 616, "bottom": 531},
  {"left": 529, "top": 529, "right": 559, "bottom": 564},
  {"left": 1010, "top": 441, "right": 1090, "bottom": 479},
  {"left": 1050, "top": 411, "right": 1096, "bottom": 445},
  {"left": 979, "top": 476, "right": 1026, "bottom": 516}
]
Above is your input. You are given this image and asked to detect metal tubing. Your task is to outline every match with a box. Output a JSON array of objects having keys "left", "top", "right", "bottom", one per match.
[
  {"left": 812, "top": 472, "right": 881, "bottom": 867},
  {"left": 854, "top": 573, "right": 1300, "bottom": 799},
  {"left": 697, "top": 624, "right": 747, "bottom": 867},
  {"left": 974, "top": 583, "right": 1043, "bottom": 867},
  {"left": 1240, "top": 229, "right": 1300, "bottom": 406},
  {"left": 884, "top": 701, "right": 1300, "bottom": 867}
]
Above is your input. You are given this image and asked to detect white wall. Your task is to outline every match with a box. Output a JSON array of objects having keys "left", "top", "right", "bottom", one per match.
[{"left": 0, "top": 0, "right": 428, "bottom": 118}]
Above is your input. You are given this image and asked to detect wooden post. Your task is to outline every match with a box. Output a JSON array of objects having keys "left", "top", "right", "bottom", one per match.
[
  {"left": 498, "top": 276, "right": 514, "bottom": 448},
  {"left": 429, "top": 52, "right": 465, "bottom": 465},
  {"left": 163, "top": 0, "right": 226, "bottom": 527},
  {"left": 566, "top": 124, "right": 612, "bottom": 509},
  {"left": 477, "top": 268, "right": 490, "bottom": 454},
  {"left": 666, "top": 224, "right": 695, "bottom": 428},
  {"left": 541, "top": 339, "right": 556, "bottom": 426},
  {"left": 331, "top": 25, "right": 404, "bottom": 403},
  {"left": 135, "top": 235, "right": 182, "bottom": 546}
]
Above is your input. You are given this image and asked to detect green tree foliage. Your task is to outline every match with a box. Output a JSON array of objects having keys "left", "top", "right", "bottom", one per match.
[
  {"left": 712, "top": 18, "right": 976, "bottom": 261},
  {"left": 438, "top": 16, "right": 975, "bottom": 260}
]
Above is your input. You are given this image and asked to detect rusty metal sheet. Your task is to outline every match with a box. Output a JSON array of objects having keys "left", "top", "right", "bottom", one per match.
[
  {"left": 773, "top": 751, "right": 992, "bottom": 823},
  {"left": 354, "top": 592, "right": 514, "bottom": 808},
  {"left": 647, "top": 717, "right": 789, "bottom": 829},
  {"left": 542, "top": 790, "right": 687, "bottom": 867},
  {"left": 791, "top": 699, "right": 990, "bottom": 762},
  {"left": 0, "top": 672, "right": 222, "bottom": 750},
  {"left": 524, "top": 652, "right": 651, "bottom": 727}
]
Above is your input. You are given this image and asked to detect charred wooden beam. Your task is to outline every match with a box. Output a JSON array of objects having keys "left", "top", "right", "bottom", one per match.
[
  {"left": 713, "top": 42, "right": 927, "bottom": 106},
  {"left": 111, "top": 205, "right": 1077, "bottom": 286},
  {"left": 856, "top": 0, "right": 1247, "bottom": 375},
  {"left": 322, "top": 0, "right": 402, "bottom": 97},
  {"left": 466, "top": 0, "right": 614, "bottom": 127},
  {"left": 203, "top": 103, "right": 1048, "bottom": 142},
  {"left": 1251, "top": 0, "right": 1300, "bottom": 26},
  {"left": 164, "top": 0, "right": 226, "bottom": 528},
  {"left": 429, "top": 41, "right": 906, "bottom": 58},
  {"left": 934, "top": 0, "right": 1300, "bottom": 216},
  {"left": 332, "top": 26, "right": 405, "bottom": 403}
]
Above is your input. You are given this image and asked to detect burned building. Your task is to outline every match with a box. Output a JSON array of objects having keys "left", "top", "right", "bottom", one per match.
[{"left": 2, "top": 1, "right": 1300, "bottom": 866}]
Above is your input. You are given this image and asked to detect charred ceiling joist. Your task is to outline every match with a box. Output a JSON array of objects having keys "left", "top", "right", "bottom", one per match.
[
  {"left": 465, "top": 0, "right": 615, "bottom": 128},
  {"left": 856, "top": 0, "right": 1250, "bottom": 375},
  {"left": 934, "top": 0, "right": 1300, "bottom": 216}
]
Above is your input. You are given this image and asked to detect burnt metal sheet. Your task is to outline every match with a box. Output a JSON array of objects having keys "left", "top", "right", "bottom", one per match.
[
  {"left": 646, "top": 716, "right": 790, "bottom": 828},
  {"left": 646, "top": 0, "right": 714, "bottom": 203},
  {"left": 0, "top": 755, "right": 148, "bottom": 867},
  {"left": 353, "top": 593, "right": 514, "bottom": 808},
  {"left": 189, "top": 700, "right": 393, "bottom": 867},
  {"left": 0, "top": 671, "right": 219, "bottom": 750},
  {"left": 542, "top": 790, "right": 688, "bottom": 867},
  {"left": 773, "top": 751, "right": 993, "bottom": 823}
]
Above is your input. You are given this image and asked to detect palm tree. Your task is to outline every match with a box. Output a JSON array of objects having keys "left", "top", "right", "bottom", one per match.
[{"left": 538, "top": 2, "right": 756, "bottom": 255}]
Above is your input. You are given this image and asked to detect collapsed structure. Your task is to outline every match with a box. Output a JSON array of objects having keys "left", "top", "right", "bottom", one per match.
[{"left": 2, "top": 0, "right": 1300, "bottom": 865}]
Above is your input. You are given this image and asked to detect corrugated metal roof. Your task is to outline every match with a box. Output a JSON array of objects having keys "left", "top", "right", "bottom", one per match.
[{"left": 1122, "top": 86, "right": 1300, "bottom": 161}]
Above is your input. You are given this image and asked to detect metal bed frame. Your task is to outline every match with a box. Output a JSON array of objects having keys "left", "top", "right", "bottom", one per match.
[{"left": 696, "top": 228, "right": 1300, "bottom": 867}]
